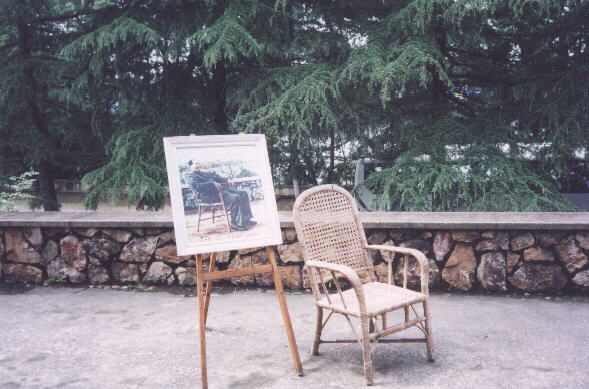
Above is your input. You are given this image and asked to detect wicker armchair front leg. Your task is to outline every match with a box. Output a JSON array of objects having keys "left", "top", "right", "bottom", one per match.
[
  {"left": 365, "top": 245, "right": 434, "bottom": 361},
  {"left": 305, "top": 260, "right": 374, "bottom": 385}
]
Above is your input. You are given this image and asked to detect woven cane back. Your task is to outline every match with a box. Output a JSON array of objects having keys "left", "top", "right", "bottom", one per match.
[{"left": 293, "top": 185, "right": 374, "bottom": 277}]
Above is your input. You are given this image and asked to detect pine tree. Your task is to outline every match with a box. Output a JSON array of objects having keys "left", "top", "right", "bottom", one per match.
[
  {"left": 2, "top": 0, "right": 586, "bottom": 211},
  {"left": 0, "top": 0, "right": 109, "bottom": 210}
]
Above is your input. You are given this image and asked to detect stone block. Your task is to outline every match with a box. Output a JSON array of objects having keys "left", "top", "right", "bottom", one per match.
[
  {"left": 227, "top": 255, "right": 254, "bottom": 286},
  {"left": 157, "top": 231, "right": 176, "bottom": 247},
  {"left": 282, "top": 228, "right": 297, "bottom": 242},
  {"left": 111, "top": 262, "right": 140, "bottom": 283},
  {"left": 374, "top": 262, "right": 389, "bottom": 283},
  {"left": 47, "top": 256, "right": 87, "bottom": 284},
  {"left": 571, "top": 270, "right": 589, "bottom": 289},
  {"left": 421, "top": 231, "right": 433, "bottom": 239},
  {"left": 576, "top": 232, "right": 589, "bottom": 250},
  {"left": 60, "top": 235, "right": 85, "bottom": 262},
  {"left": 176, "top": 267, "right": 196, "bottom": 286},
  {"left": 477, "top": 252, "right": 506, "bottom": 291},
  {"left": 23, "top": 228, "right": 43, "bottom": 250},
  {"left": 523, "top": 246, "right": 555, "bottom": 262},
  {"left": 506, "top": 252, "right": 520, "bottom": 273},
  {"left": 535, "top": 231, "right": 566, "bottom": 247},
  {"left": 88, "top": 264, "right": 109, "bottom": 284},
  {"left": 3, "top": 263, "right": 43, "bottom": 284},
  {"left": 119, "top": 236, "right": 158, "bottom": 263},
  {"left": 508, "top": 263, "right": 567, "bottom": 292},
  {"left": 280, "top": 266, "right": 302, "bottom": 289},
  {"left": 433, "top": 232, "right": 452, "bottom": 262},
  {"left": 277, "top": 242, "right": 304, "bottom": 264},
  {"left": 41, "top": 240, "right": 59, "bottom": 265},
  {"left": 215, "top": 251, "right": 232, "bottom": 263},
  {"left": 155, "top": 244, "right": 186, "bottom": 265},
  {"left": 83, "top": 237, "right": 122, "bottom": 262},
  {"left": 554, "top": 236, "right": 588, "bottom": 274},
  {"left": 367, "top": 230, "right": 389, "bottom": 245},
  {"left": 394, "top": 257, "right": 440, "bottom": 290},
  {"left": 442, "top": 243, "right": 476, "bottom": 291},
  {"left": 452, "top": 231, "right": 480, "bottom": 243},
  {"left": 252, "top": 250, "right": 273, "bottom": 286},
  {"left": 76, "top": 228, "right": 99, "bottom": 238},
  {"left": 5, "top": 229, "right": 42, "bottom": 264},
  {"left": 510, "top": 233, "right": 534, "bottom": 251},
  {"left": 237, "top": 247, "right": 264, "bottom": 255},
  {"left": 143, "top": 262, "right": 174, "bottom": 285},
  {"left": 102, "top": 229, "right": 133, "bottom": 243},
  {"left": 399, "top": 239, "right": 431, "bottom": 255},
  {"left": 475, "top": 239, "right": 500, "bottom": 252}
]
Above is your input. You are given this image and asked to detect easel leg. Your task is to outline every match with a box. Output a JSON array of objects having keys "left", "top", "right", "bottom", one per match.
[
  {"left": 266, "top": 246, "right": 304, "bottom": 376},
  {"left": 196, "top": 254, "right": 208, "bottom": 389},
  {"left": 203, "top": 252, "right": 217, "bottom": 325}
]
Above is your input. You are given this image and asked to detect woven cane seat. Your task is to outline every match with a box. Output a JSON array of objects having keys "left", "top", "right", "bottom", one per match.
[{"left": 316, "top": 282, "right": 427, "bottom": 318}]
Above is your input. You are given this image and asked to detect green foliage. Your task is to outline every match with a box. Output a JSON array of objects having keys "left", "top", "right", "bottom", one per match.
[
  {"left": 1, "top": 0, "right": 587, "bottom": 212},
  {"left": 192, "top": 1, "right": 263, "bottom": 70},
  {"left": 48, "top": 275, "right": 68, "bottom": 284},
  {"left": 232, "top": 64, "right": 341, "bottom": 139},
  {"left": 0, "top": 170, "right": 39, "bottom": 212},
  {"left": 82, "top": 129, "right": 167, "bottom": 210}
]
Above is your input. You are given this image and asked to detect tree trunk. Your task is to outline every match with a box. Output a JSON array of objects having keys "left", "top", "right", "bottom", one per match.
[
  {"left": 290, "top": 142, "right": 300, "bottom": 198},
  {"left": 327, "top": 127, "right": 335, "bottom": 182},
  {"left": 211, "top": 61, "right": 229, "bottom": 134},
  {"left": 37, "top": 163, "right": 59, "bottom": 211},
  {"left": 17, "top": 18, "right": 60, "bottom": 211}
]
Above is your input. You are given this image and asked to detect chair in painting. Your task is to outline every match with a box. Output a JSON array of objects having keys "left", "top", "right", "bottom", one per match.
[
  {"left": 183, "top": 173, "right": 232, "bottom": 233},
  {"left": 293, "top": 184, "right": 434, "bottom": 385}
]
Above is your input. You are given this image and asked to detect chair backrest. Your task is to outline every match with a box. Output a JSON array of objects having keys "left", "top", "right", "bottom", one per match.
[
  {"left": 293, "top": 185, "right": 374, "bottom": 278},
  {"left": 184, "top": 171, "right": 222, "bottom": 205}
]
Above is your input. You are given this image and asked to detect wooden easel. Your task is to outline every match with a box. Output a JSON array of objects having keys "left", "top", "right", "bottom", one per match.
[{"left": 195, "top": 246, "right": 303, "bottom": 389}]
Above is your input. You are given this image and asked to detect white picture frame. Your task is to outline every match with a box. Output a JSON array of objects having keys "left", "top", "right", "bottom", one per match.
[{"left": 163, "top": 134, "right": 283, "bottom": 255}]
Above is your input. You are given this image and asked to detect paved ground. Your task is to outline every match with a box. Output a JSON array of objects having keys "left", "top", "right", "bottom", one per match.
[{"left": 0, "top": 287, "right": 588, "bottom": 389}]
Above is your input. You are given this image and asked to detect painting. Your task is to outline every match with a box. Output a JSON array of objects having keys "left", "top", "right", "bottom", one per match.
[{"left": 163, "top": 134, "right": 283, "bottom": 255}]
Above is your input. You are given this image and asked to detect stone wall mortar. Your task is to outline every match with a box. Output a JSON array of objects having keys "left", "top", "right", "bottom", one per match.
[{"left": 1, "top": 226, "right": 588, "bottom": 294}]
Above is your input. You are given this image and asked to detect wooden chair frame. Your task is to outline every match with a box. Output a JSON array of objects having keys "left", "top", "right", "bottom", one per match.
[
  {"left": 188, "top": 186, "right": 232, "bottom": 233},
  {"left": 293, "top": 185, "right": 434, "bottom": 385}
]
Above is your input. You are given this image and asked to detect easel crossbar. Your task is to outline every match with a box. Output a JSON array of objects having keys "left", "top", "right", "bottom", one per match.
[{"left": 201, "top": 264, "right": 273, "bottom": 281}]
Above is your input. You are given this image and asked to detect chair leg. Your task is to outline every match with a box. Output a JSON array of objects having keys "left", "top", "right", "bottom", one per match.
[
  {"left": 360, "top": 316, "right": 373, "bottom": 385},
  {"left": 221, "top": 201, "right": 231, "bottom": 232},
  {"left": 211, "top": 207, "right": 215, "bottom": 223},
  {"left": 423, "top": 300, "right": 435, "bottom": 362},
  {"left": 311, "top": 306, "right": 323, "bottom": 355},
  {"left": 197, "top": 206, "right": 202, "bottom": 232}
]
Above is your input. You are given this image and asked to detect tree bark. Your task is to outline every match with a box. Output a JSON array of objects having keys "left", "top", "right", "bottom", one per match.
[
  {"left": 290, "top": 142, "right": 300, "bottom": 198},
  {"left": 211, "top": 61, "right": 229, "bottom": 134},
  {"left": 17, "top": 18, "right": 60, "bottom": 210},
  {"left": 327, "top": 127, "right": 335, "bottom": 182},
  {"left": 36, "top": 163, "right": 59, "bottom": 211}
]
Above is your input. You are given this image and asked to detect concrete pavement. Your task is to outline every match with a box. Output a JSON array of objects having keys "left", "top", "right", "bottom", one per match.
[{"left": 1, "top": 286, "right": 588, "bottom": 389}]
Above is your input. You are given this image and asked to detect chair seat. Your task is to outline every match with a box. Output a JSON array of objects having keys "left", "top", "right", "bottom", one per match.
[{"left": 316, "top": 281, "right": 427, "bottom": 317}]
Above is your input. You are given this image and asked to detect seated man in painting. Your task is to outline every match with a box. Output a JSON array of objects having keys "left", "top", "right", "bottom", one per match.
[{"left": 185, "top": 160, "right": 256, "bottom": 231}]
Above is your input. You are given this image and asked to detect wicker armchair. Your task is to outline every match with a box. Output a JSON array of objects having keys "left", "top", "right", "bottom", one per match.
[{"left": 293, "top": 185, "right": 434, "bottom": 385}]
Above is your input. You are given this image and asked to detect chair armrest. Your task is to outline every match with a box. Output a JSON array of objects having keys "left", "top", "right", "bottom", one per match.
[
  {"left": 305, "top": 260, "right": 367, "bottom": 314},
  {"left": 365, "top": 245, "right": 429, "bottom": 294}
]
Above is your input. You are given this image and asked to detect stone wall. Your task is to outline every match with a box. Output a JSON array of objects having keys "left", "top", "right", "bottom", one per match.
[{"left": 1, "top": 223, "right": 588, "bottom": 294}]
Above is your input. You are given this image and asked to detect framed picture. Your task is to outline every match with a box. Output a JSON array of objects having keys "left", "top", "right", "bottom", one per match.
[{"left": 163, "top": 134, "right": 283, "bottom": 255}]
